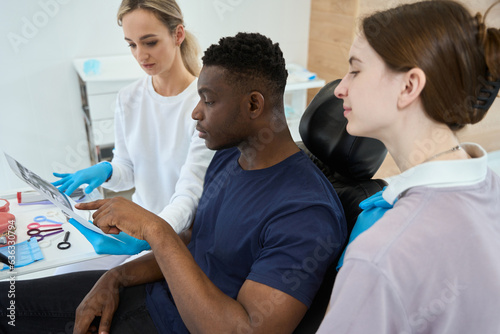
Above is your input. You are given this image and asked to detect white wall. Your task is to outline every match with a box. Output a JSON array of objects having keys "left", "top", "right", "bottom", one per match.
[
  {"left": 0, "top": 0, "right": 311, "bottom": 194},
  {"left": 178, "top": 0, "right": 311, "bottom": 66}
]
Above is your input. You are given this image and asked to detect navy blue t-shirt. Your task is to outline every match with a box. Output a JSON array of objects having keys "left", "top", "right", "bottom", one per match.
[{"left": 146, "top": 148, "right": 347, "bottom": 333}]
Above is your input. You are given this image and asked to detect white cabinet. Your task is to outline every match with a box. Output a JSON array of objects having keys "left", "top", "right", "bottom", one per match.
[
  {"left": 73, "top": 55, "right": 145, "bottom": 164},
  {"left": 87, "top": 93, "right": 116, "bottom": 121},
  {"left": 73, "top": 55, "right": 325, "bottom": 163}
]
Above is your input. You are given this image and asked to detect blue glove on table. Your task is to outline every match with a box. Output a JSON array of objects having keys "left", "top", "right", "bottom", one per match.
[
  {"left": 337, "top": 187, "right": 394, "bottom": 270},
  {"left": 68, "top": 218, "right": 151, "bottom": 255},
  {"left": 52, "top": 162, "right": 113, "bottom": 196}
]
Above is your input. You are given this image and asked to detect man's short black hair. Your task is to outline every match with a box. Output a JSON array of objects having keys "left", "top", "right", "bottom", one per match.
[{"left": 202, "top": 32, "right": 288, "bottom": 107}]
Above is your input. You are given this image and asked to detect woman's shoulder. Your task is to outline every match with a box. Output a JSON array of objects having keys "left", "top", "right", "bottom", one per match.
[
  {"left": 349, "top": 180, "right": 500, "bottom": 266},
  {"left": 116, "top": 76, "right": 149, "bottom": 102},
  {"left": 120, "top": 76, "right": 148, "bottom": 93}
]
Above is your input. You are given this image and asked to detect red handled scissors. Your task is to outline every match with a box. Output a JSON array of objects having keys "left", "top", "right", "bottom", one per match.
[{"left": 27, "top": 215, "right": 63, "bottom": 230}]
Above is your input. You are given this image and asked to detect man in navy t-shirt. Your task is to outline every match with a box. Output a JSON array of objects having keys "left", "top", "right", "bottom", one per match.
[
  {"left": 145, "top": 146, "right": 346, "bottom": 333},
  {"left": 1, "top": 33, "right": 347, "bottom": 334}
]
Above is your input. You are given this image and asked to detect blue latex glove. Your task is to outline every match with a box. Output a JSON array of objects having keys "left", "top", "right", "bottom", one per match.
[
  {"left": 52, "top": 162, "right": 113, "bottom": 196},
  {"left": 337, "top": 187, "right": 395, "bottom": 270},
  {"left": 68, "top": 218, "right": 151, "bottom": 255}
]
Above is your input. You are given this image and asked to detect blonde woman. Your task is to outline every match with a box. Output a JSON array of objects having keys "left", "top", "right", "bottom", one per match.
[{"left": 53, "top": 0, "right": 214, "bottom": 271}]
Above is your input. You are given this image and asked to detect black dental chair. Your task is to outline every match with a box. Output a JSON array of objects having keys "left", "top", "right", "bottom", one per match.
[{"left": 293, "top": 79, "right": 388, "bottom": 334}]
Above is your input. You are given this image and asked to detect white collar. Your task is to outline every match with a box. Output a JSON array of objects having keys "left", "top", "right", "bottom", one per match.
[{"left": 382, "top": 143, "right": 488, "bottom": 205}]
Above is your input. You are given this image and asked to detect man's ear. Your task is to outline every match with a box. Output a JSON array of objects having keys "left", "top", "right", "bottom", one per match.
[
  {"left": 397, "top": 67, "right": 426, "bottom": 109},
  {"left": 247, "top": 91, "right": 265, "bottom": 120},
  {"left": 175, "top": 24, "right": 186, "bottom": 46}
]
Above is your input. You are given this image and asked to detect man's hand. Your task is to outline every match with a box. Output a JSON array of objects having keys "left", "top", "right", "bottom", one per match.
[
  {"left": 75, "top": 197, "right": 163, "bottom": 240},
  {"left": 74, "top": 270, "right": 122, "bottom": 334}
]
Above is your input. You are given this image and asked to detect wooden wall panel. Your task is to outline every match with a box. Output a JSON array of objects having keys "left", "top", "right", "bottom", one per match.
[{"left": 307, "top": 0, "right": 358, "bottom": 101}]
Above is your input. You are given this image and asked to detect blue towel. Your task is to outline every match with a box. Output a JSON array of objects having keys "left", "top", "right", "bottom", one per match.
[
  {"left": 1, "top": 238, "right": 44, "bottom": 271},
  {"left": 337, "top": 187, "right": 394, "bottom": 270}
]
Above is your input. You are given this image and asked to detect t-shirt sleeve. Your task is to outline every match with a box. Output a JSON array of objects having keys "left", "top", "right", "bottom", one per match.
[
  {"left": 317, "top": 258, "right": 410, "bottom": 333},
  {"left": 247, "top": 205, "right": 344, "bottom": 308},
  {"left": 157, "top": 126, "right": 215, "bottom": 233}
]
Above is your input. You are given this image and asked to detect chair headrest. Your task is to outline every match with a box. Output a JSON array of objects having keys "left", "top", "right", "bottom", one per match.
[{"left": 299, "top": 79, "right": 387, "bottom": 180}]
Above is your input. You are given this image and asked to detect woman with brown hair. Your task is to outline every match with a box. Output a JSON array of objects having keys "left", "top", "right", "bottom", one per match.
[{"left": 318, "top": 1, "right": 500, "bottom": 332}]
